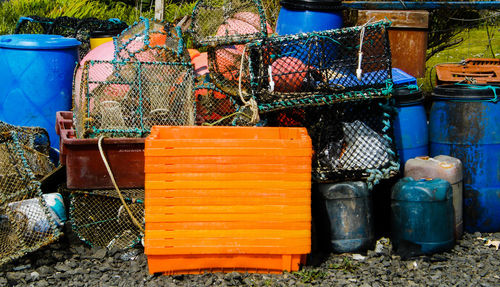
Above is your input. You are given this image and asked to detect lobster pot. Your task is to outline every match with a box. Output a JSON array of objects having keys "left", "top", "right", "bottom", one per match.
[
  {"left": 190, "top": 0, "right": 271, "bottom": 98},
  {"left": 248, "top": 21, "right": 393, "bottom": 112},
  {"left": 0, "top": 130, "right": 57, "bottom": 266},
  {"left": 14, "top": 16, "right": 128, "bottom": 58},
  {"left": 73, "top": 60, "right": 195, "bottom": 138},
  {"left": 265, "top": 99, "right": 399, "bottom": 184}
]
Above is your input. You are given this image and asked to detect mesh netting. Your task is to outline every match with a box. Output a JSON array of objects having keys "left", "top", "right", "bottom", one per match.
[
  {"left": 248, "top": 21, "right": 393, "bottom": 112},
  {"left": 14, "top": 16, "right": 128, "bottom": 58},
  {"left": 265, "top": 99, "right": 399, "bottom": 187},
  {"left": 0, "top": 121, "right": 51, "bottom": 156},
  {"left": 67, "top": 189, "right": 144, "bottom": 250},
  {"left": 190, "top": 0, "right": 270, "bottom": 98},
  {"left": 0, "top": 131, "right": 58, "bottom": 266},
  {"left": 73, "top": 60, "right": 194, "bottom": 138},
  {"left": 190, "top": 0, "right": 269, "bottom": 47},
  {"left": 73, "top": 18, "right": 195, "bottom": 138},
  {"left": 114, "top": 19, "right": 190, "bottom": 63}
]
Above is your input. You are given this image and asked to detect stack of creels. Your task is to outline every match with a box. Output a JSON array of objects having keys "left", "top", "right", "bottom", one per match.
[
  {"left": 72, "top": 18, "right": 195, "bottom": 139},
  {"left": 0, "top": 129, "right": 57, "bottom": 266}
]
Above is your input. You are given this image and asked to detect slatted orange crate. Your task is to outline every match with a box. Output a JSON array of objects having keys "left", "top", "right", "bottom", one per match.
[
  {"left": 436, "top": 58, "right": 500, "bottom": 85},
  {"left": 145, "top": 126, "right": 312, "bottom": 274}
]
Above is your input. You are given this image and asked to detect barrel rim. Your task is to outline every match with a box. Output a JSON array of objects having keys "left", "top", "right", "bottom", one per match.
[
  {"left": 432, "top": 84, "right": 499, "bottom": 101},
  {"left": 280, "top": 0, "right": 343, "bottom": 11},
  {"left": 394, "top": 87, "right": 424, "bottom": 105},
  {"left": 0, "top": 34, "right": 81, "bottom": 50}
]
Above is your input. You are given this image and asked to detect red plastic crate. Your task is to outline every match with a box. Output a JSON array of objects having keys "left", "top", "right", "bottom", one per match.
[{"left": 56, "top": 111, "right": 144, "bottom": 189}]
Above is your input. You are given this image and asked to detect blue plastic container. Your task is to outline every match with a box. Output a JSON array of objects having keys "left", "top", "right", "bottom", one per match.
[
  {"left": 319, "top": 181, "right": 373, "bottom": 253},
  {"left": 430, "top": 84, "right": 500, "bottom": 232},
  {"left": 392, "top": 68, "right": 417, "bottom": 87},
  {"left": 276, "top": 0, "right": 343, "bottom": 68},
  {"left": 391, "top": 177, "right": 454, "bottom": 255},
  {"left": 393, "top": 87, "right": 428, "bottom": 168},
  {"left": 0, "top": 34, "right": 80, "bottom": 149}
]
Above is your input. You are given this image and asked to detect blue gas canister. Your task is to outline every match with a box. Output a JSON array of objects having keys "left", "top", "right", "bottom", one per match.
[
  {"left": 319, "top": 181, "right": 373, "bottom": 253},
  {"left": 391, "top": 177, "right": 454, "bottom": 255}
]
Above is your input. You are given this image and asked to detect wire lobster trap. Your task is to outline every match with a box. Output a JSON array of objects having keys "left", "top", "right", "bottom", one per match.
[
  {"left": 190, "top": 0, "right": 271, "bottom": 100},
  {"left": 248, "top": 21, "right": 393, "bottom": 112},
  {"left": 73, "top": 60, "right": 195, "bottom": 138},
  {"left": 265, "top": 99, "right": 399, "bottom": 188},
  {"left": 14, "top": 16, "right": 128, "bottom": 58},
  {"left": 0, "top": 131, "right": 58, "bottom": 266},
  {"left": 67, "top": 188, "right": 144, "bottom": 250},
  {"left": 114, "top": 18, "right": 190, "bottom": 63},
  {"left": 0, "top": 121, "right": 51, "bottom": 156}
]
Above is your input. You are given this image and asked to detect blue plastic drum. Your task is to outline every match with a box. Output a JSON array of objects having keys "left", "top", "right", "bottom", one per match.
[
  {"left": 430, "top": 84, "right": 500, "bottom": 232},
  {"left": 276, "top": 0, "right": 343, "bottom": 68},
  {"left": 0, "top": 34, "right": 80, "bottom": 149},
  {"left": 393, "top": 87, "right": 428, "bottom": 168},
  {"left": 276, "top": 0, "right": 343, "bottom": 35}
]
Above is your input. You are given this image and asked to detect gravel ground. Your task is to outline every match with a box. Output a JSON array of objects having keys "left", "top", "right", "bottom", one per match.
[{"left": 1, "top": 223, "right": 499, "bottom": 287}]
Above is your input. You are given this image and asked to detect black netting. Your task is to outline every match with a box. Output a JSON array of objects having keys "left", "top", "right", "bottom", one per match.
[
  {"left": 248, "top": 21, "right": 393, "bottom": 111},
  {"left": 265, "top": 99, "right": 399, "bottom": 183},
  {"left": 14, "top": 16, "right": 128, "bottom": 58}
]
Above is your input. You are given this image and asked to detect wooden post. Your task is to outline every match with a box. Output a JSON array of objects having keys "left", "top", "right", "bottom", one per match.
[{"left": 155, "top": 0, "right": 164, "bottom": 21}]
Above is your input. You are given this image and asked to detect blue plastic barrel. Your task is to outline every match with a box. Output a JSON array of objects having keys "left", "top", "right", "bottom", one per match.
[
  {"left": 393, "top": 87, "right": 428, "bottom": 168},
  {"left": 276, "top": 0, "right": 343, "bottom": 68},
  {"left": 319, "top": 181, "right": 373, "bottom": 253},
  {"left": 391, "top": 177, "right": 454, "bottom": 255},
  {"left": 430, "top": 84, "right": 500, "bottom": 232},
  {"left": 0, "top": 34, "right": 80, "bottom": 149},
  {"left": 276, "top": 0, "right": 343, "bottom": 35}
]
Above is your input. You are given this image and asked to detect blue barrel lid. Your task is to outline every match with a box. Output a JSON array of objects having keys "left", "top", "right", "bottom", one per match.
[
  {"left": 394, "top": 87, "right": 424, "bottom": 106},
  {"left": 319, "top": 181, "right": 369, "bottom": 200},
  {"left": 0, "top": 34, "right": 81, "bottom": 50},
  {"left": 280, "top": 0, "right": 343, "bottom": 11},
  {"left": 432, "top": 84, "right": 500, "bottom": 101},
  {"left": 391, "top": 177, "right": 452, "bottom": 202}
]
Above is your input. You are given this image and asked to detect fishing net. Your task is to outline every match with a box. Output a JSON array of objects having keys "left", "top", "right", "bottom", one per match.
[
  {"left": 67, "top": 189, "right": 144, "bottom": 250},
  {"left": 14, "top": 16, "right": 128, "bottom": 58},
  {"left": 190, "top": 0, "right": 271, "bottom": 100},
  {"left": 190, "top": 0, "right": 269, "bottom": 47},
  {"left": 265, "top": 99, "right": 399, "bottom": 188},
  {"left": 0, "top": 130, "right": 58, "bottom": 266},
  {"left": 73, "top": 60, "right": 194, "bottom": 138},
  {"left": 73, "top": 19, "right": 195, "bottom": 138},
  {"left": 0, "top": 121, "right": 51, "bottom": 156},
  {"left": 248, "top": 21, "right": 393, "bottom": 112}
]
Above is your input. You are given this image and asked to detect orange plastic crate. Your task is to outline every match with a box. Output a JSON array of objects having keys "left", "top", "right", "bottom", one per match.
[
  {"left": 436, "top": 58, "right": 500, "bottom": 85},
  {"left": 144, "top": 126, "right": 312, "bottom": 274}
]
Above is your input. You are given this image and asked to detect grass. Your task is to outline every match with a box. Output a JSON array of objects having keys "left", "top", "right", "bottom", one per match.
[
  {"left": 0, "top": 0, "right": 153, "bottom": 35},
  {"left": 421, "top": 24, "right": 500, "bottom": 92}
]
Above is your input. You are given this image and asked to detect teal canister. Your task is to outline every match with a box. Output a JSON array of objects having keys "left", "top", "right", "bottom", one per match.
[
  {"left": 319, "top": 181, "right": 373, "bottom": 253},
  {"left": 391, "top": 177, "right": 454, "bottom": 255}
]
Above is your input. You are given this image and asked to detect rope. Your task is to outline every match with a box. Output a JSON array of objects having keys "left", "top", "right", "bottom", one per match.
[
  {"left": 238, "top": 44, "right": 260, "bottom": 124},
  {"left": 452, "top": 83, "right": 499, "bottom": 103},
  {"left": 97, "top": 135, "right": 145, "bottom": 234}
]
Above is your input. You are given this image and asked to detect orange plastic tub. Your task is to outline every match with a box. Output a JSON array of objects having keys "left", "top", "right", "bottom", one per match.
[{"left": 144, "top": 126, "right": 312, "bottom": 274}]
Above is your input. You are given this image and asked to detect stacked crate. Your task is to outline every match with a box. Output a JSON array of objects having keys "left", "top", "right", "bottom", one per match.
[{"left": 144, "top": 126, "right": 312, "bottom": 274}]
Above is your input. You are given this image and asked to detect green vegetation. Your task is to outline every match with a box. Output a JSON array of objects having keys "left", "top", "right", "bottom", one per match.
[
  {"left": 0, "top": 0, "right": 153, "bottom": 35},
  {"left": 329, "top": 256, "right": 359, "bottom": 273},
  {"left": 292, "top": 268, "right": 328, "bottom": 283},
  {"left": 421, "top": 25, "right": 499, "bottom": 92}
]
